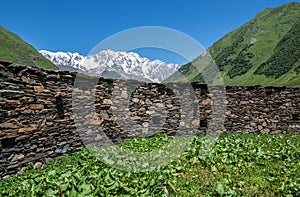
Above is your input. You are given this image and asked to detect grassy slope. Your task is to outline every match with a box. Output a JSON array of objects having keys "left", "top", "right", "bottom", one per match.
[
  {"left": 166, "top": 2, "right": 300, "bottom": 87},
  {"left": 0, "top": 26, "right": 57, "bottom": 70},
  {"left": 0, "top": 134, "right": 299, "bottom": 196},
  {"left": 220, "top": 2, "right": 300, "bottom": 87}
]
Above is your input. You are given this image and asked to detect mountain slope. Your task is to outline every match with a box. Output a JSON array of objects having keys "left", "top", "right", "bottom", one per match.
[
  {"left": 40, "top": 50, "right": 179, "bottom": 83},
  {"left": 0, "top": 26, "right": 57, "bottom": 70},
  {"left": 166, "top": 2, "right": 300, "bottom": 86},
  {"left": 39, "top": 50, "right": 85, "bottom": 70}
]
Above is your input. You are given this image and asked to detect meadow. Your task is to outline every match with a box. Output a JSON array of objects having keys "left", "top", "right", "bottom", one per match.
[{"left": 1, "top": 133, "right": 299, "bottom": 196}]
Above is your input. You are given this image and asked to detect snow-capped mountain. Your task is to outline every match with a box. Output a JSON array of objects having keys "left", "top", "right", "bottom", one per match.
[
  {"left": 39, "top": 49, "right": 179, "bottom": 82},
  {"left": 39, "top": 50, "right": 86, "bottom": 70}
]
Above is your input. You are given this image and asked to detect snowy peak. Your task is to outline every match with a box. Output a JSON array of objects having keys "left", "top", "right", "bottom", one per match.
[
  {"left": 39, "top": 50, "right": 86, "bottom": 70},
  {"left": 39, "top": 49, "right": 179, "bottom": 82}
]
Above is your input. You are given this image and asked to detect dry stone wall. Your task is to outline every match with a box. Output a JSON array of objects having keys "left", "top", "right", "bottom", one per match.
[{"left": 0, "top": 62, "right": 299, "bottom": 179}]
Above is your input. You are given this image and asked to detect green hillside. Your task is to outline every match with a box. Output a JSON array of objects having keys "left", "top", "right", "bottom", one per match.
[
  {"left": 0, "top": 25, "right": 57, "bottom": 70},
  {"left": 166, "top": 2, "right": 300, "bottom": 87}
]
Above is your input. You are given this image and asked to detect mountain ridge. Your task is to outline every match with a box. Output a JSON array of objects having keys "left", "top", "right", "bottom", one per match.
[{"left": 40, "top": 49, "right": 179, "bottom": 83}]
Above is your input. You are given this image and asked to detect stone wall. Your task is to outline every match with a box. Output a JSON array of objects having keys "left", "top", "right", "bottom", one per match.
[
  {"left": 0, "top": 62, "right": 299, "bottom": 179},
  {"left": 0, "top": 62, "right": 82, "bottom": 179}
]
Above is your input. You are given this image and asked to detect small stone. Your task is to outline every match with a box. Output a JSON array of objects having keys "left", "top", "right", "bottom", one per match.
[
  {"left": 166, "top": 104, "right": 173, "bottom": 108},
  {"left": 95, "top": 134, "right": 103, "bottom": 140},
  {"left": 42, "top": 89, "right": 51, "bottom": 93},
  {"left": 7, "top": 110, "right": 18, "bottom": 117},
  {"left": 285, "top": 102, "right": 292, "bottom": 107},
  {"left": 12, "top": 154, "right": 24, "bottom": 161},
  {"left": 271, "top": 130, "right": 281, "bottom": 134},
  {"left": 121, "top": 91, "right": 128, "bottom": 98},
  {"left": 102, "top": 99, "right": 112, "bottom": 105},
  {"left": 18, "top": 126, "right": 37, "bottom": 133},
  {"left": 0, "top": 122, "right": 18, "bottom": 129},
  {"left": 142, "top": 128, "right": 148, "bottom": 134},
  {"left": 38, "top": 137, "right": 47, "bottom": 141},
  {"left": 64, "top": 112, "right": 72, "bottom": 116},
  {"left": 139, "top": 107, "right": 146, "bottom": 112},
  {"left": 2, "top": 175, "right": 11, "bottom": 179},
  {"left": 2, "top": 148, "right": 15, "bottom": 153},
  {"left": 145, "top": 99, "right": 152, "bottom": 105},
  {"left": 30, "top": 104, "right": 44, "bottom": 110},
  {"left": 34, "top": 162, "right": 43, "bottom": 169},
  {"left": 202, "top": 99, "right": 211, "bottom": 105},
  {"left": 192, "top": 119, "right": 200, "bottom": 127},
  {"left": 263, "top": 108, "right": 270, "bottom": 112},
  {"left": 37, "top": 148, "right": 44, "bottom": 152},
  {"left": 16, "top": 135, "right": 30, "bottom": 142},
  {"left": 131, "top": 116, "right": 140, "bottom": 121},
  {"left": 88, "top": 119, "right": 104, "bottom": 125},
  {"left": 143, "top": 122, "right": 149, "bottom": 127},
  {"left": 146, "top": 110, "right": 155, "bottom": 115},
  {"left": 22, "top": 109, "right": 33, "bottom": 114},
  {"left": 262, "top": 128, "right": 270, "bottom": 133},
  {"left": 225, "top": 111, "right": 231, "bottom": 116},
  {"left": 62, "top": 144, "right": 70, "bottom": 153},
  {"left": 4, "top": 100, "right": 21, "bottom": 105},
  {"left": 60, "top": 92, "right": 67, "bottom": 97},
  {"left": 34, "top": 86, "right": 44, "bottom": 93},
  {"left": 132, "top": 98, "right": 139, "bottom": 103},
  {"left": 154, "top": 103, "right": 164, "bottom": 108},
  {"left": 240, "top": 101, "right": 248, "bottom": 105},
  {"left": 18, "top": 167, "right": 27, "bottom": 175},
  {"left": 110, "top": 106, "right": 118, "bottom": 111},
  {"left": 55, "top": 148, "right": 62, "bottom": 154},
  {"left": 258, "top": 125, "right": 263, "bottom": 130},
  {"left": 64, "top": 75, "right": 73, "bottom": 78},
  {"left": 100, "top": 111, "right": 109, "bottom": 120},
  {"left": 244, "top": 116, "right": 250, "bottom": 121}
]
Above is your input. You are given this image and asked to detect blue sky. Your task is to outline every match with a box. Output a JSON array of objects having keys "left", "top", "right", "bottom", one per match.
[{"left": 0, "top": 0, "right": 296, "bottom": 65}]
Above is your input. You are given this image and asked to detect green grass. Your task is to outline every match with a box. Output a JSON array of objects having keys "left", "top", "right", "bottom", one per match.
[
  {"left": 1, "top": 133, "right": 299, "bottom": 196},
  {"left": 0, "top": 25, "right": 57, "bottom": 70},
  {"left": 166, "top": 2, "right": 300, "bottom": 87}
]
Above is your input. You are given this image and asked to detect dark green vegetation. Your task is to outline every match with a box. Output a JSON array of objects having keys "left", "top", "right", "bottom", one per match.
[
  {"left": 1, "top": 134, "right": 299, "bottom": 196},
  {"left": 255, "top": 19, "right": 300, "bottom": 78},
  {"left": 166, "top": 2, "right": 300, "bottom": 87},
  {"left": 0, "top": 26, "right": 57, "bottom": 70}
]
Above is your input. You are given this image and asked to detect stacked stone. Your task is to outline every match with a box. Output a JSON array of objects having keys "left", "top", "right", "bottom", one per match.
[
  {"left": 0, "top": 62, "right": 82, "bottom": 179},
  {"left": 1, "top": 62, "right": 300, "bottom": 179},
  {"left": 225, "top": 86, "right": 300, "bottom": 134}
]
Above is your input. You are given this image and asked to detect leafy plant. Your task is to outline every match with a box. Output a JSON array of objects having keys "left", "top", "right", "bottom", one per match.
[{"left": 1, "top": 133, "right": 299, "bottom": 196}]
